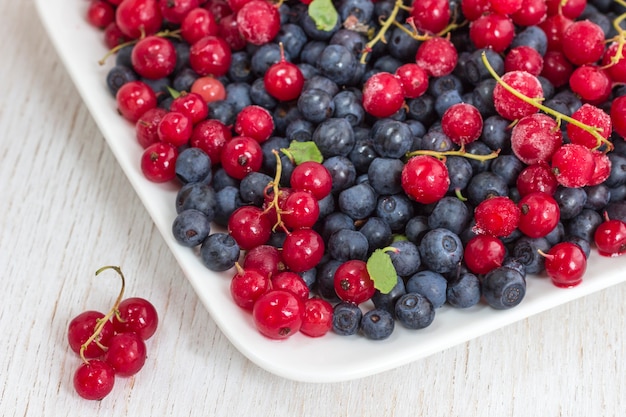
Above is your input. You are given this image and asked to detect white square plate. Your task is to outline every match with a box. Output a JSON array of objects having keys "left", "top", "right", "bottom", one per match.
[{"left": 36, "top": 0, "right": 626, "bottom": 383}]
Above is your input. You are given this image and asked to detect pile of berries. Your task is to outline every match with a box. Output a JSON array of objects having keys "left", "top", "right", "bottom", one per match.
[
  {"left": 67, "top": 266, "right": 158, "bottom": 400},
  {"left": 84, "top": 0, "right": 626, "bottom": 342}
]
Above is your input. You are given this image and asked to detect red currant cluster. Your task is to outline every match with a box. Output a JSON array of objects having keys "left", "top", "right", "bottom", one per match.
[{"left": 67, "top": 266, "right": 158, "bottom": 400}]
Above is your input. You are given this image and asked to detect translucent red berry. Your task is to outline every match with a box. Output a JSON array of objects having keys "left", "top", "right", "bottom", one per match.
[
  {"left": 543, "top": 242, "right": 587, "bottom": 288},
  {"left": 517, "top": 192, "right": 560, "bottom": 238},
  {"left": 473, "top": 196, "right": 521, "bottom": 238},
  {"left": 362, "top": 72, "right": 404, "bottom": 118},
  {"left": 73, "top": 360, "right": 115, "bottom": 400},
  {"left": 464, "top": 235, "right": 506, "bottom": 275},
  {"left": 441, "top": 103, "right": 483, "bottom": 146},
  {"left": 252, "top": 290, "right": 304, "bottom": 340},
  {"left": 594, "top": 218, "right": 626, "bottom": 257},
  {"left": 401, "top": 155, "right": 450, "bottom": 204},
  {"left": 333, "top": 260, "right": 376, "bottom": 305}
]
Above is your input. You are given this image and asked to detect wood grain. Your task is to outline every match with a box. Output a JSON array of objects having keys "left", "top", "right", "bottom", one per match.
[{"left": 1, "top": 1, "right": 625, "bottom": 416}]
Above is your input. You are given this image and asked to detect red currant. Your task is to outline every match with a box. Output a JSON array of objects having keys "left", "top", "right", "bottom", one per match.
[
  {"left": 510, "top": 113, "right": 562, "bottom": 165},
  {"left": 504, "top": 46, "right": 544, "bottom": 76},
  {"left": 566, "top": 104, "right": 612, "bottom": 150},
  {"left": 594, "top": 218, "right": 626, "bottom": 257},
  {"left": 541, "top": 50, "right": 574, "bottom": 88},
  {"left": 181, "top": 7, "right": 219, "bottom": 44},
  {"left": 281, "top": 190, "right": 320, "bottom": 230},
  {"left": 271, "top": 271, "right": 310, "bottom": 302},
  {"left": 473, "top": 196, "right": 521, "bottom": 238},
  {"left": 469, "top": 12, "right": 515, "bottom": 53},
  {"left": 169, "top": 92, "right": 209, "bottom": 125},
  {"left": 236, "top": 0, "right": 280, "bottom": 45},
  {"left": 289, "top": 161, "right": 333, "bottom": 200},
  {"left": 602, "top": 42, "right": 626, "bottom": 84},
  {"left": 115, "top": 0, "right": 163, "bottom": 39},
  {"left": 551, "top": 143, "right": 595, "bottom": 188},
  {"left": 493, "top": 71, "right": 543, "bottom": 121},
  {"left": 140, "top": 141, "right": 179, "bottom": 182},
  {"left": 362, "top": 72, "right": 404, "bottom": 118},
  {"left": 227, "top": 206, "right": 272, "bottom": 250},
  {"left": 415, "top": 36, "right": 458, "bottom": 77},
  {"left": 234, "top": 105, "right": 274, "bottom": 143},
  {"left": 516, "top": 163, "right": 559, "bottom": 197},
  {"left": 409, "top": 0, "right": 450, "bottom": 34},
  {"left": 611, "top": 96, "right": 626, "bottom": 139},
  {"left": 333, "top": 259, "right": 376, "bottom": 305},
  {"left": 73, "top": 359, "right": 115, "bottom": 400},
  {"left": 464, "top": 235, "right": 506, "bottom": 275},
  {"left": 67, "top": 311, "right": 115, "bottom": 359},
  {"left": 511, "top": 0, "right": 547, "bottom": 26},
  {"left": 242, "top": 244, "right": 285, "bottom": 279},
  {"left": 189, "top": 35, "right": 232, "bottom": 77},
  {"left": 220, "top": 136, "right": 263, "bottom": 180},
  {"left": 230, "top": 265, "right": 270, "bottom": 310},
  {"left": 441, "top": 103, "right": 483, "bottom": 146},
  {"left": 131, "top": 35, "right": 177, "bottom": 80},
  {"left": 401, "top": 155, "right": 450, "bottom": 204},
  {"left": 189, "top": 119, "right": 232, "bottom": 165},
  {"left": 157, "top": 111, "right": 193, "bottom": 147},
  {"left": 116, "top": 80, "right": 158, "bottom": 122},
  {"left": 281, "top": 228, "right": 325, "bottom": 273},
  {"left": 104, "top": 332, "right": 147, "bottom": 377},
  {"left": 111, "top": 297, "right": 159, "bottom": 340},
  {"left": 569, "top": 65, "right": 612, "bottom": 105},
  {"left": 191, "top": 76, "right": 227, "bottom": 103},
  {"left": 136, "top": 107, "right": 168, "bottom": 148},
  {"left": 542, "top": 242, "right": 587, "bottom": 288},
  {"left": 87, "top": 1, "right": 116, "bottom": 29},
  {"left": 394, "top": 63, "right": 429, "bottom": 99},
  {"left": 263, "top": 45, "right": 304, "bottom": 102},
  {"left": 299, "top": 298, "right": 333, "bottom": 338},
  {"left": 517, "top": 192, "right": 560, "bottom": 238},
  {"left": 561, "top": 20, "right": 606, "bottom": 66},
  {"left": 252, "top": 290, "right": 304, "bottom": 340},
  {"left": 158, "top": 0, "right": 199, "bottom": 24}
]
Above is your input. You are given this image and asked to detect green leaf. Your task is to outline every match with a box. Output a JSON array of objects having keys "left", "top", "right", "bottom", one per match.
[
  {"left": 281, "top": 141, "right": 324, "bottom": 165},
  {"left": 367, "top": 249, "right": 398, "bottom": 294},
  {"left": 308, "top": 0, "right": 339, "bottom": 32},
  {"left": 166, "top": 86, "right": 181, "bottom": 99}
]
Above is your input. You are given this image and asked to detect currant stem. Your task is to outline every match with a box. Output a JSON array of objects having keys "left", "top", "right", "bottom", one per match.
[
  {"left": 98, "top": 29, "right": 182, "bottom": 65},
  {"left": 602, "top": 13, "right": 626, "bottom": 70},
  {"left": 263, "top": 150, "right": 286, "bottom": 232},
  {"left": 79, "top": 265, "right": 126, "bottom": 364},
  {"left": 480, "top": 52, "right": 613, "bottom": 152},
  {"left": 360, "top": 0, "right": 404, "bottom": 64},
  {"left": 406, "top": 147, "right": 500, "bottom": 162}
]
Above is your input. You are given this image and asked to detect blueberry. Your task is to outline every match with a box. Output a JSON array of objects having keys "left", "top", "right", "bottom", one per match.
[
  {"left": 481, "top": 267, "right": 526, "bottom": 310},
  {"left": 332, "top": 302, "right": 362, "bottom": 336},
  {"left": 489, "top": 154, "right": 524, "bottom": 187},
  {"left": 333, "top": 90, "right": 365, "bottom": 127},
  {"left": 371, "top": 119, "right": 413, "bottom": 158},
  {"left": 428, "top": 74, "right": 464, "bottom": 97},
  {"left": 239, "top": 172, "right": 273, "bottom": 206},
  {"left": 418, "top": 228, "right": 463, "bottom": 275},
  {"left": 338, "top": 183, "right": 378, "bottom": 220},
  {"left": 376, "top": 193, "right": 415, "bottom": 232},
  {"left": 388, "top": 240, "right": 421, "bottom": 277},
  {"left": 388, "top": 23, "right": 421, "bottom": 61},
  {"left": 427, "top": 196, "right": 471, "bottom": 235},
  {"left": 584, "top": 184, "right": 611, "bottom": 210},
  {"left": 544, "top": 222, "right": 565, "bottom": 246},
  {"left": 554, "top": 186, "right": 587, "bottom": 220},
  {"left": 349, "top": 135, "right": 379, "bottom": 175},
  {"left": 106, "top": 65, "right": 137, "bottom": 96},
  {"left": 329, "top": 29, "right": 367, "bottom": 58},
  {"left": 320, "top": 212, "right": 355, "bottom": 241},
  {"left": 404, "top": 215, "right": 430, "bottom": 244},
  {"left": 360, "top": 309, "right": 395, "bottom": 340},
  {"left": 371, "top": 276, "right": 406, "bottom": 315},
  {"left": 434, "top": 89, "right": 463, "bottom": 117},
  {"left": 175, "top": 147, "right": 212, "bottom": 185},
  {"left": 224, "top": 82, "right": 252, "bottom": 113},
  {"left": 175, "top": 182, "right": 217, "bottom": 220},
  {"left": 213, "top": 186, "right": 244, "bottom": 227},
  {"left": 323, "top": 156, "right": 357, "bottom": 194},
  {"left": 445, "top": 156, "right": 473, "bottom": 192},
  {"left": 338, "top": 0, "right": 375, "bottom": 23},
  {"left": 275, "top": 23, "right": 307, "bottom": 59},
  {"left": 207, "top": 100, "right": 237, "bottom": 126},
  {"left": 286, "top": 118, "right": 315, "bottom": 143},
  {"left": 212, "top": 167, "right": 240, "bottom": 192},
  {"left": 566, "top": 209, "right": 603, "bottom": 243},
  {"left": 511, "top": 236, "right": 551, "bottom": 275},
  {"left": 463, "top": 48, "right": 504, "bottom": 85},
  {"left": 367, "top": 157, "right": 404, "bottom": 195},
  {"left": 327, "top": 229, "right": 369, "bottom": 261},
  {"left": 304, "top": 75, "right": 340, "bottom": 96},
  {"left": 510, "top": 25, "right": 548, "bottom": 56},
  {"left": 172, "top": 67, "right": 199, "bottom": 92},
  {"left": 481, "top": 115, "right": 512, "bottom": 152},
  {"left": 227, "top": 51, "right": 253, "bottom": 83},
  {"left": 200, "top": 232, "right": 240, "bottom": 272},
  {"left": 466, "top": 171, "right": 509, "bottom": 206},
  {"left": 172, "top": 209, "right": 211, "bottom": 248},
  {"left": 313, "top": 118, "right": 355, "bottom": 158},
  {"left": 419, "top": 130, "right": 456, "bottom": 152},
  {"left": 358, "top": 216, "right": 393, "bottom": 252},
  {"left": 317, "top": 259, "right": 343, "bottom": 302},
  {"left": 394, "top": 293, "right": 435, "bottom": 329},
  {"left": 300, "top": 40, "right": 327, "bottom": 66},
  {"left": 405, "top": 270, "right": 448, "bottom": 309},
  {"left": 406, "top": 94, "right": 436, "bottom": 125},
  {"left": 446, "top": 272, "right": 481, "bottom": 308},
  {"left": 251, "top": 43, "right": 290, "bottom": 77},
  {"left": 249, "top": 78, "right": 278, "bottom": 110}
]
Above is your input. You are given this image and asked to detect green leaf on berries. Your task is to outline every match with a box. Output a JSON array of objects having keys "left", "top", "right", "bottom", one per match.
[
  {"left": 308, "top": 0, "right": 339, "bottom": 31},
  {"left": 367, "top": 249, "right": 398, "bottom": 294},
  {"left": 166, "top": 86, "right": 181, "bottom": 99},
  {"left": 281, "top": 141, "right": 323, "bottom": 165}
]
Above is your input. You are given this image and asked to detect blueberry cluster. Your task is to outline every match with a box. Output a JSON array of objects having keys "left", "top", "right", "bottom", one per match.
[{"left": 99, "top": 0, "right": 626, "bottom": 341}]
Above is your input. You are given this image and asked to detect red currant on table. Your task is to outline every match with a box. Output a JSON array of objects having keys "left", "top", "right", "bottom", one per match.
[
  {"left": 104, "top": 332, "right": 147, "bottom": 377},
  {"left": 73, "top": 359, "right": 116, "bottom": 400},
  {"left": 112, "top": 297, "right": 159, "bottom": 340},
  {"left": 67, "top": 310, "right": 115, "bottom": 359}
]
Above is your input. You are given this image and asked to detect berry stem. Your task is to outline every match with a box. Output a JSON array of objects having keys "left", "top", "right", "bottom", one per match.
[
  {"left": 406, "top": 147, "right": 500, "bottom": 162},
  {"left": 263, "top": 150, "right": 288, "bottom": 232},
  {"left": 98, "top": 29, "right": 182, "bottom": 65},
  {"left": 602, "top": 13, "right": 626, "bottom": 70},
  {"left": 480, "top": 52, "right": 613, "bottom": 151},
  {"left": 79, "top": 265, "right": 126, "bottom": 364},
  {"left": 360, "top": 0, "right": 406, "bottom": 64}
]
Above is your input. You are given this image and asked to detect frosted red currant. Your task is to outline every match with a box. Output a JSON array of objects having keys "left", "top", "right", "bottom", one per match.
[
  {"left": 493, "top": 71, "right": 543, "bottom": 121},
  {"left": 510, "top": 113, "right": 562, "bottom": 165},
  {"left": 441, "top": 103, "right": 483, "bottom": 146},
  {"left": 415, "top": 36, "right": 458, "bottom": 77},
  {"left": 473, "top": 196, "right": 521, "bottom": 238}
]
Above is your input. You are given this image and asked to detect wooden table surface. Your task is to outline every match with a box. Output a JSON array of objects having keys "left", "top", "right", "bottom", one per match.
[{"left": 1, "top": 1, "right": 625, "bottom": 416}]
